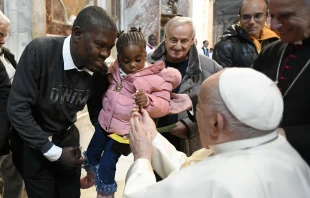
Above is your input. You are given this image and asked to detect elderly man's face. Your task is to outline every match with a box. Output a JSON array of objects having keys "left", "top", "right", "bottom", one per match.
[
  {"left": 0, "top": 21, "right": 9, "bottom": 47},
  {"left": 239, "top": 0, "right": 267, "bottom": 39},
  {"left": 73, "top": 27, "right": 117, "bottom": 72},
  {"left": 164, "top": 23, "right": 194, "bottom": 63},
  {"left": 269, "top": 0, "right": 310, "bottom": 43}
]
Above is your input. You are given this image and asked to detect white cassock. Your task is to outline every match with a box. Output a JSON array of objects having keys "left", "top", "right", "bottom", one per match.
[{"left": 124, "top": 132, "right": 310, "bottom": 198}]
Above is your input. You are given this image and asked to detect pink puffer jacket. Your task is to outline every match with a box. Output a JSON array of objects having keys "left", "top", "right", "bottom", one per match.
[{"left": 98, "top": 60, "right": 181, "bottom": 135}]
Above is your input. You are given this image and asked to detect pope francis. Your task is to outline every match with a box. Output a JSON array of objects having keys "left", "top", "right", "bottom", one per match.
[{"left": 124, "top": 68, "right": 310, "bottom": 198}]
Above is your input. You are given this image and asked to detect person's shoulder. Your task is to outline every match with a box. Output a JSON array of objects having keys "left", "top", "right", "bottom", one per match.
[
  {"left": 214, "top": 37, "right": 234, "bottom": 51},
  {"left": 260, "top": 40, "right": 284, "bottom": 56},
  {"left": 199, "top": 54, "right": 222, "bottom": 73},
  {"left": 29, "top": 36, "right": 66, "bottom": 49}
]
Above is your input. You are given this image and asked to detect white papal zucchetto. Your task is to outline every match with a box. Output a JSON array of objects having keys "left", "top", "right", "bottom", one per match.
[{"left": 219, "top": 68, "right": 283, "bottom": 130}]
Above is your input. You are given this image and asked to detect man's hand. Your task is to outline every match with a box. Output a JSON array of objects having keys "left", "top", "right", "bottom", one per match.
[
  {"left": 133, "top": 90, "right": 148, "bottom": 107},
  {"left": 170, "top": 93, "right": 192, "bottom": 114},
  {"left": 58, "top": 146, "right": 86, "bottom": 167},
  {"left": 130, "top": 108, "right": 156, "bottom": 161},
  {"left": 170, "top": 121, "right": 188, "bottom": 138}
]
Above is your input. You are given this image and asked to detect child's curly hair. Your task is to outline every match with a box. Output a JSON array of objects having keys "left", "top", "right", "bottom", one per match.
[{"left": 116, "top": 27, "right": 146, "bottom": 53}]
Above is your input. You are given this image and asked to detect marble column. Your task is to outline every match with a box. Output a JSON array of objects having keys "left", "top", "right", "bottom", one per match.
[
  {"left": 32, "top": 0, "right": 46, "bottom": 38},
  {"left": 3, "top": 0, "right": 33, "bottom": 61},
  {"left": 208, "top": 0, "right": 215, "bottom": 48},
  {"left": 124, "top": 0, "right": 161, "bottom": 43},
  {"left": 177, "top": 0, "right": 191, "bottom": 17}
]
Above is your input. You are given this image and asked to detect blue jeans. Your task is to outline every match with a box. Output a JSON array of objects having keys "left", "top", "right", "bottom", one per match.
[{"left": 85, "top": 124, "right": 121, "bottom": 194}]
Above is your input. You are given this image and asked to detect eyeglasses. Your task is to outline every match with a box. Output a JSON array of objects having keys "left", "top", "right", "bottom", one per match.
[{"left": 240, "top": 13, "right": 266, "bottom": 22}]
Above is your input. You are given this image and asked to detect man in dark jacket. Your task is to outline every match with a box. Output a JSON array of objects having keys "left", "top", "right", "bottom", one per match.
[
  {"left": 252, "top": 0, "right": 310, "bottom": 166},
  {"left": 212, "top": 0, "right": 279, "bottom": 67},
  {"left": 0, "top": 10, "right": 24, "bottom": 198},
  {"left": 147, "top": 16, "right": 222, "bottom": 157},
  {"left": 6, "top": 6, "right": 116, "bottom": 198}
]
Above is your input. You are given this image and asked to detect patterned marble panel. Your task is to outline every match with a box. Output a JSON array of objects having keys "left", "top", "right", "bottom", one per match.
[
  {"left": 46, "top": 0, "right": 72, "bottom": 36},
  {"left": 125, "top": 0, "right": 160, "bottom": 43},
  {"left": 177, "top": 0, "right": 190, "bottom": 17},
  {"left": 161, "top": 0, "right": 190, "bottom": 16},
  {"left": 46, "top": 0, "right": 97, "bottom": 36}
]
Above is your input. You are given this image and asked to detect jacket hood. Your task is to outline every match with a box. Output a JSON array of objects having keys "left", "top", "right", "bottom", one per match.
[
  {"left": 220, "top": 24, "right": 248, "bottom": 41},
  {"left": 220, "top": 23, "right": 279, "bottom": 41},
  {"left": 150, "top": 40, "right": 202, "bottom": 76},
  {"left": 158, "top": 67, "right": 181, "bottom": 89}
]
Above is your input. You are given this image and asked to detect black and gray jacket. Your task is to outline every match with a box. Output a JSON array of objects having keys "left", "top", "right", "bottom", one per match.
[
  {"left": 147, "top": 41, "right": 222, "bottom": 156},
  {"left": 213, "top": 24, "right": 279, "bottom": 67}
]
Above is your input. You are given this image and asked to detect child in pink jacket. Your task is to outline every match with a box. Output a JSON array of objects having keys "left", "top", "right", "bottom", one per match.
[{"left": 80, "top": 28, "right": 181, "bottom": 197}]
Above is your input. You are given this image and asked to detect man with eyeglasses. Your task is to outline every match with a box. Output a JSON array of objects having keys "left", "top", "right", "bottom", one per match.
[{"left": 212, "top": 0, "right": 279, "bottom": 67}]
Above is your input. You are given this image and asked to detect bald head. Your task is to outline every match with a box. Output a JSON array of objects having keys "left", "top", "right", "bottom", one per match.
[
  {"left": 239, "top": 0, "right": 268, "bottom": 16},
  {"left": 239, "top": 0, "right": 268, "bottom": 38},
  {"left": 197, "top": 68, "right": 283, "bottom": 146}
]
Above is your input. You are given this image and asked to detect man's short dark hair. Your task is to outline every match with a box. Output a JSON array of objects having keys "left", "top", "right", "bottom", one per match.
[
  {"left": 203, "top": 40, "right": 209, "bottom": 44},
  {"left": 73, "top": 6, "right": 117, "bottom": 32},
  {"left": 148, "top": 34, "right": 156, "bottom": 39},
  {"left": 238, "top": 0, "right": 269, "bottom": 16}
]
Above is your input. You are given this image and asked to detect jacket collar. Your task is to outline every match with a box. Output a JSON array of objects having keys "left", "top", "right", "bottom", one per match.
[
  {"left": 209, "top": 132, "right": 279, "bottom": 155},
  {"left": 150, "top": 40, "right": 202, "bottom": 76},
  {"left": 221, "top": 23, "right": 279, "bottom": 42}
]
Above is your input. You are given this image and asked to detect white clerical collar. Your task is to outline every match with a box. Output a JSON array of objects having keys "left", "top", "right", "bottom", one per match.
[
  {"left": 62, "top": 35, "right": 93, "bottom": 75},
  {"left": 209, "top": 131, "right": 278, "bottom": 155}
]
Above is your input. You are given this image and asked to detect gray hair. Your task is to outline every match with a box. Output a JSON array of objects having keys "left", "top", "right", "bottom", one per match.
[
  {"left": 0, "top": 10, "right": 10, "bottom": 24},
  {"left": 207, "top": 76, "right": 274, "bottom": 140},
  {"left": 164, "top": 16, "right": 196, "bottom": 38}
]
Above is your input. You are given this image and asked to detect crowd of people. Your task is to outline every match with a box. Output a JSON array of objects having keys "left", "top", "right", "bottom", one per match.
[{"left": 0, "top": 0, "right": 310, "bottom": 197}]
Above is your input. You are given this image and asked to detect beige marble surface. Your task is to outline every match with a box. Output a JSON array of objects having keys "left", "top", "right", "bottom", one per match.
[{"left": 77, "top": 111, "right": 134, "bottom": 198}]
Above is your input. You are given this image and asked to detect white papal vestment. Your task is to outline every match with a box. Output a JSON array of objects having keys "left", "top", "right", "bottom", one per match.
[{"left": 124, "top": 132, "right": 310, "bottom": 198}]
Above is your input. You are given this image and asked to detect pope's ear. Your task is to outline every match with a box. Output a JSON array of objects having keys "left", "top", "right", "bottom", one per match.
[
  {"left": 216, "top": 113, "right": 225, "bottom": 131},
  {"left": 210, "top": 112, "right": 224, "bottom": 137}
]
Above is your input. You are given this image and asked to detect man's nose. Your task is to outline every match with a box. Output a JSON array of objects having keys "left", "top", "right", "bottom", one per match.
[
  {"left": 270, "top": 18, "right": 282, "bottom": 31},
  {"left": 100, "top": 49, "right": 111, "bottom": 58},
  {"left": 0, "top": 38, "right": 5, "bottom": 45},
  {"left": 248, "top": 16, "right": 256, "bottom": 24},
  {"left": 174, "top": 41, "right": 182, "bottom": 49}
]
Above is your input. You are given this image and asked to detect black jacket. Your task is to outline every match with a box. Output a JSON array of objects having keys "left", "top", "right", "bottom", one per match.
[
  {"left": 212, "top": 24, "right": 279, "bottom": 67},
  {"left": 0, "top": 48, "right": 16, "bottom": 155},
  {"left": 0, "top": 48, "right": 16, "bottom": 111},
  {"left": 253, "top": 37, "right": 310, "bottom": 165}
]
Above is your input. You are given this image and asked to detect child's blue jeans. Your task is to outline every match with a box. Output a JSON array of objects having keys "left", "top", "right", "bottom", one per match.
[{"left": 84, "top": 123, "right": 121, "bottom": 194}]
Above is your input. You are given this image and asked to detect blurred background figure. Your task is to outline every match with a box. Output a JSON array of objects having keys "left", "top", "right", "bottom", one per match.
[
  {"left": 146, "top": 34, "right": 157, "bottom": 54},
  {"left": 198, "top": 40, "right": 209, "bottom": 56}
]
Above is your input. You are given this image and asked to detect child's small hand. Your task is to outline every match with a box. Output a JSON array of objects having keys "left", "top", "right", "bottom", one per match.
[{"left": 133, "top": 90, "right": 148, "bottom": 107}]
